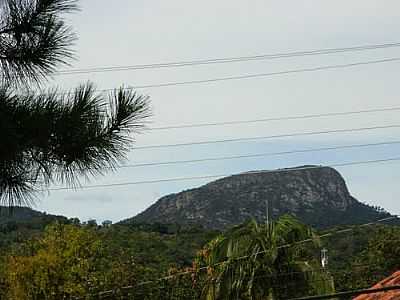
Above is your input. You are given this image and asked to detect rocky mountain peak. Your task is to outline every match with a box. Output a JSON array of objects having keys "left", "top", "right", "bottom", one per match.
[{"left": 131, "top": 166, "right": 388, "bottom": 230}]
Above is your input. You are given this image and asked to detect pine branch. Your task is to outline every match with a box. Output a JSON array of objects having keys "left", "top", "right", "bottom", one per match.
[
  {"left": 0, "top": 83, "right": 151, "bottom": 206},
  {"left": 0, "top": 1, "right": 154, "bottom": 207},
  {"left": 0, "top": 0, "right": 78, "bottom": 86}
]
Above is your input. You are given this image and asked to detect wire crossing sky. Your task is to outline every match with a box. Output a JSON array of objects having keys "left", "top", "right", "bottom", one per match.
[
  {"left": 39, "top": 56, "right": 400, "bottom": 95},
  {"left": 149, "top": 106, "right": 400, "bottom": 130},
  {"left": 116, "top": 140, "right": 400, "bottom": 169},
  {"left": 49, "top": 157, "right": 400, "bottom": 191},
  {"left": 39, "top": 0, "right": 400, "bottom": 222},
  {"left": 135, "top": 124, "right": 400, "bottom": 150},
  {"left": 56, "top": 41, "right": 400, "bottom": 75}
]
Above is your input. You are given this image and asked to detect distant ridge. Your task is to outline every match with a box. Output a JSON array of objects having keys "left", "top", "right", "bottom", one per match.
[{"left": 0, "top": 206, "right": 67, "bottom": 225}]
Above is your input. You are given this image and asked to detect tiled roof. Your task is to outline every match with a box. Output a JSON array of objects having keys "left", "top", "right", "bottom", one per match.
[{"left": 353, "top": 271, "right": 400, "bottom": 300}]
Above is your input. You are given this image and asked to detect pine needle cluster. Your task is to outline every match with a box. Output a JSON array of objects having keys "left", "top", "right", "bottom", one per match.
[{"left": 0, "top": 0, "right": 152, "bottom": 206}]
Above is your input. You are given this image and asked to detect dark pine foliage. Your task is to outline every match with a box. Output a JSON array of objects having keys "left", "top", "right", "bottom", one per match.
[
  {"left": 0, "top": 0, "right": 152, "bottom": 206},
  {"left": 0, "top": 0, "right": 78, "bottom": 86}
]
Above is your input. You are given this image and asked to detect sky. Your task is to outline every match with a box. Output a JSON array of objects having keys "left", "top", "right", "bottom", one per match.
[{"left": 35, "top": 0, "right": 400, "bottom": 223}]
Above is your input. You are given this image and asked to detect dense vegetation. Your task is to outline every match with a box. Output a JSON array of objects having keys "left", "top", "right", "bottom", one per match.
[
  {"left": 193, "top": 216, "right": 334, "bottom": 299},
  {"left": 0, "top": 209, "right": 398, "bottom": 299},
  {"left": 324, "top": 224, "right": 400, "bottom": 292},
  {"left": 0, "top": 213, "right": 219, "bottom": 299}
]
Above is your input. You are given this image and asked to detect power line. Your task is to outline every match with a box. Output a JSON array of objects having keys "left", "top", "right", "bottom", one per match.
[
  {"left": 80, "top": 215, "right": 398, "bottom": 298},
  {"left": 119, "top": 140, "right": 400, "bottom": 169},
  {"left": 149, "top": 106, "right": 400, "bottom": 131},
  {"left": 215, "top": 216, "right": 398, "bottom": 262},
  {"left": 135, "top": 124, "right": 400, "bottom": 150},
  {"left": 234, "top": 266, "right": 391, "bottom": 295},
  {"left": 96, "top": 268, "right": 390, "bottom": 297},
  {"left": 143, "top": 214, "right": 395, "bottom": 286},
  {"left": 40, "top": 57, "right": 400, "bottom": 96},
  {"left": 97, "top": 57, "right": 400, "bottom": 90},
  {"left": 49, "top": 157, "right": 400, "bottom": 191},
  {"left": 56, "top": 42, "right": 400, "bottom": 75},
  {"left": 252, "top": 264, "right": 387, "bottom": 288},
  {"left": 110, "top": 263, "right": 387, "bottom": 293},
  {"left": 234, "top": 263, "right": 381, "bottom": 285},
  {"left": 289, "top": 285, "right": 400, "bottom": 300},
  {"left": 86, "top": 217, "right": 399, "bottom": 298}
]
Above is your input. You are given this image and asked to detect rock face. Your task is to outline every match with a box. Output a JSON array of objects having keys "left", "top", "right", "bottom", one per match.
[{"left": 132, "top": 166, "right": 392, "bottom": 230}]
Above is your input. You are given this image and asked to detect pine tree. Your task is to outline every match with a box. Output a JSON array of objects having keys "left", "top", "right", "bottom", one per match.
[{"left": 0, "top": 0, "right": 151, "bottom": 206}]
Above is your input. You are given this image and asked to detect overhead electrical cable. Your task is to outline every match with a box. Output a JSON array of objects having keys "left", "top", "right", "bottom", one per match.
[
  {"left": 134, "top": 124, "right": 400, "bottom": 150},
  {"left": 119, "top": 140, "right": 400, "bottom": 169},
  {"left": 39, "top": 57, "right": 400, "bottom": 96},
  {"left": 101, "top": 264, "right": 389, "bottom": 295},
  {"left": 289, "top": 285, "right": 400, "bottom": 300},
  {"left": 149, "top": 106, "right": 400, "bottom": 131},
  {"left": 56, "top": 42, "right": 400, "bottom": 75},
  {"left": 49, "top": 157, "right": 400, "bottom": 191},
  {"left": 78, "top": 215, "right": 399, "bottom": 299},
  {"left": 98, "top": 57, "right": 400, "bottom": 90}
]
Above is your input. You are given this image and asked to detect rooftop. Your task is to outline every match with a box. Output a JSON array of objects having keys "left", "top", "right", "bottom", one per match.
[{"left": 353, "top": 271, "right": 400, "bottom": 300}]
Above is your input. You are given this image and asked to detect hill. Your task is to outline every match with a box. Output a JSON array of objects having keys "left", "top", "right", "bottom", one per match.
[
  {"left": 0, "top": 206, "right": 68, "bottom": 226},
  {"left": 0, "top": 206, "right": 69, "bottom": 248},
  {"left": 130, "top": 166, "right": 395, "bottom": 230}
]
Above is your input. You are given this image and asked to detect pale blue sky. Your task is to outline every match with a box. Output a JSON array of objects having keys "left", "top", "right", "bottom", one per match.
[{"left": 35, "top": 0, "right": 400, "bottom": 222}]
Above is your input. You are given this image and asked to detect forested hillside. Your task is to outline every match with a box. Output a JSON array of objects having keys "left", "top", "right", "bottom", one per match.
[{"left": 0, "top": 214, "right": 398, "bottom": 299}]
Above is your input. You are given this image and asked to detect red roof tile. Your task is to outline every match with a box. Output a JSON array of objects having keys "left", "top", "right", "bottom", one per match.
[{"left": 353, "top": 271, "right": 400, "bottom": 300}]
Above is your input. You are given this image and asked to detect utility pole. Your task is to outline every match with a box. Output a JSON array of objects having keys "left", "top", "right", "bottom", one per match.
[{"left": 321, "top": 248, "right": 328, "bottom": 269}]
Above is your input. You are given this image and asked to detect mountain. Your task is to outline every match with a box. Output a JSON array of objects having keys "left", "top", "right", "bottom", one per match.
[{"left": 130, "top": 166, "right": 395, "bottom": 230}]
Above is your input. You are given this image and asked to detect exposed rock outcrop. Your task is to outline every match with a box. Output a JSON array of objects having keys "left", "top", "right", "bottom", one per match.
[{"left": 130, "top": 166, "right": 392, "bottom": 230}]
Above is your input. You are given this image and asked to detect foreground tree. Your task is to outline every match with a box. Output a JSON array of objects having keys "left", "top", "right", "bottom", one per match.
[
  {"left": 5, "top": 223, "right": 152, "bottom": 300},
  {"left": 6, "top": 224, "right": 103, "bottom": 299},
  {"left": 336, "top": 225, "right": 400, "bottom": 291},
  {"left": 0, "top": 0, "right": 151, "bottom": 206},
  {"left": 195, "top": 215, "right": 335, "bottom": 300}
]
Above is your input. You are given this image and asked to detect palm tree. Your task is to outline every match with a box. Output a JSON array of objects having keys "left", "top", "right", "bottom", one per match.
[
  {"left": 195, "top": 215, "right": 334, "bottom": 300},
  {"left": 0, "top": 0, "right": 151, "bottom": 206}
]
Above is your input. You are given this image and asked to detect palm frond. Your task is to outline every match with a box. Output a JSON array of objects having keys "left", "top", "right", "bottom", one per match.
[{"left": 197, "top": 216, "right": 331, "bottom": 300}]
